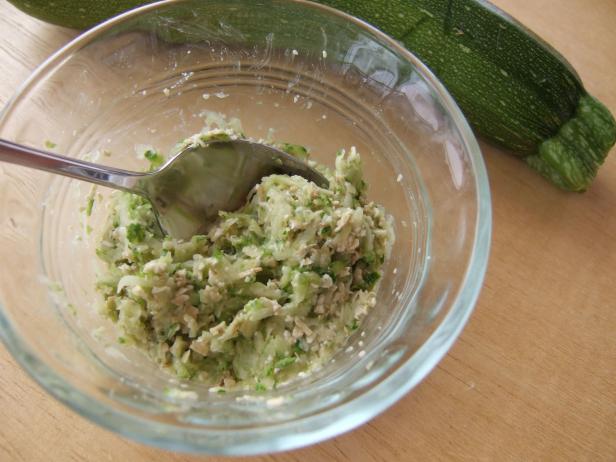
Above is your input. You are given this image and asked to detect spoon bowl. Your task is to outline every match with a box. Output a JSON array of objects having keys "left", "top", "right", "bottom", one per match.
[{"left": 142, "top": 137, "right": 328, "bottom": 238}]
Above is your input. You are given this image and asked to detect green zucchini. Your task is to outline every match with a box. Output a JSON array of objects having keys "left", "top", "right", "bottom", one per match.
[
  {"left": 8, "top": 0, "right": 615, "bottom": 190},
  {"left": 318, "top": 0, "right": 615, "bottom": 191}
]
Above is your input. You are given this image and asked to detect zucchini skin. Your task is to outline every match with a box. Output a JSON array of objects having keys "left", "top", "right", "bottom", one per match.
[
  {"left": 318, "top": 0, "right": 616, "bottom": 191},
  {"left": 6, "top": 0, "right": 146, "bottom": 29}
]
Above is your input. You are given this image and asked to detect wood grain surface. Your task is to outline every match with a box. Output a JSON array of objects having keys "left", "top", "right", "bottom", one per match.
[{"left": 1, "top": 1, "right": 615, "bottom": 460}]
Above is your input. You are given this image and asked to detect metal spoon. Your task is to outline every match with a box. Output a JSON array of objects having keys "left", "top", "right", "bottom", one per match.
[{"left": 0, "top": 138, "right": 328, "bottom": 239}]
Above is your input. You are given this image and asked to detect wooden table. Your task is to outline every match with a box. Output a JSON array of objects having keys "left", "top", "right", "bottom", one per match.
[{"left": 1, "top": 1, "right": 614, "bottom": 460}]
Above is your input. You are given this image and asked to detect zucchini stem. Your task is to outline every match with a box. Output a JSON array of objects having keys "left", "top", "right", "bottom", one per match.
[{"left": 526, "top": 94, "right": 616, "bottom": 191}]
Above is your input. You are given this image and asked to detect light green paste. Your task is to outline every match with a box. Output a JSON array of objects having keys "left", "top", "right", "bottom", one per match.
[{"left": 95, "top": 130, "right": 393, "bottom": 390}]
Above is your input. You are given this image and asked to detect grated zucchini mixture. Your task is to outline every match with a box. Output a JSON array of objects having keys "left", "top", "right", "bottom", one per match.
[{"left": 95, "top": 130, "right": 393, "bottom": 391}]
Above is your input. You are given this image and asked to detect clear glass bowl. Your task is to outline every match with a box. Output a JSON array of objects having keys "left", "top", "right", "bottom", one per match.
[{"left": 0, "top": 0, "right": 491, "bottom": 455}]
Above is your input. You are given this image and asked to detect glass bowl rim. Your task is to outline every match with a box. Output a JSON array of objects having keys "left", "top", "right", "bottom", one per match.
[{"left": 0, "top": 0, "right": 492, "bottom": 455}]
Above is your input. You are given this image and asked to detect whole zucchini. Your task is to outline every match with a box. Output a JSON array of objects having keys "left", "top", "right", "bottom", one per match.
[
  {"left": 7, "top": 0, "right": 616, "bottom": 191},
  {"left": 318, "top": 0, "right": 616, "bottom": 191}
]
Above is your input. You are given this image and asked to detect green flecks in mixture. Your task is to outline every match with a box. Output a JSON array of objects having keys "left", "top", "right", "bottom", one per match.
[
  {"left": 278, "top": 142, "right": 309, "bottom": 160},
  {"left": 126, "top": 223, "right": 146, "bottom": 243},
  {"left": 144, "top": 149, "right": 165, "bottom": 170},
  {"left": 85, "top": 196, "right": 94, "bottom": 217}
]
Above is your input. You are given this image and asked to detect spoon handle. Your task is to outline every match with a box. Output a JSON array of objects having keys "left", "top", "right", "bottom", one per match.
[{"left": 0, "top": 138, "right": 145, "bottom": 193}]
